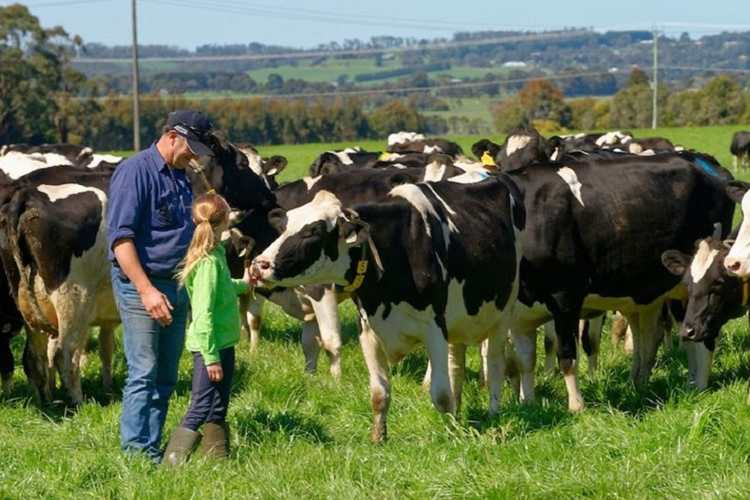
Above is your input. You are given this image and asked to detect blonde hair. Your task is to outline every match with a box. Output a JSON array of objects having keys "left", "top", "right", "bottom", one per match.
[{"left": 177, "top": 193, "right": 231, "bottom": 285}]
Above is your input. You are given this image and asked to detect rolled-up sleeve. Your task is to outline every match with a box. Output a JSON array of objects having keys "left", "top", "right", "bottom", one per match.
[
  {"left": 190, "top": 259, "right": 220, "bottom": 365},
  {"left": 107, "top": 162, "right": 145, "bottom": 251}
]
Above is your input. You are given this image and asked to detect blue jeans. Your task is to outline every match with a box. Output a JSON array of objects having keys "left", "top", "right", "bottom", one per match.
[
  {"left": 111, "top": 267, "right": 189, "bottom": 460},
  {"left": 181, "top": 348, "right": 235, "bottom": 431}
]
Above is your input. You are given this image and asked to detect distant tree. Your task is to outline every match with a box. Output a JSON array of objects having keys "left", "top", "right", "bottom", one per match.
[
  {"left": 266, "top": 73, "right": 284, "bottom": 92},
  {"left": 368, "top": 100, "right": 425, "bottom": 139},
  {"left": 517, "top": 78, "right": 572, "bottom": 126},
  {"left": 491, "top": 99, "right": 527, "bottom": 133},
  {"left": 0, "top": 4, "right": 84, "bottom": 143},
  {"left": 627, "top": 67, "right": 650, "bottom": 87}
]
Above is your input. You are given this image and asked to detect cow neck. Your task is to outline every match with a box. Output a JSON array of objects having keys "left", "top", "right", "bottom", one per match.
[
  {"left": 742, "top": 277, "right": 750, "bottom": 306},
  {"left": 189, "top": 159, "right": 216, "bottom": 194},
  {"left": 341, "top": 236, "right": 384, "bottom": 293}
]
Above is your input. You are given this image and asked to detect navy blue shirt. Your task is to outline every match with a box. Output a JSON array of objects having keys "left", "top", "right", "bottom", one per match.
[{"left": 107, "top": 143, "right": 195, "bottom": 276}]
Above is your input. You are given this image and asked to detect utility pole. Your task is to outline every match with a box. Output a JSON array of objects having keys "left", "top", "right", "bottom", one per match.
[
  {"left": 131, "top": 0, "right": 141, "bottom": 151},
  {"left": 652, "top": 26, "right": 658, "bottom": 129}
]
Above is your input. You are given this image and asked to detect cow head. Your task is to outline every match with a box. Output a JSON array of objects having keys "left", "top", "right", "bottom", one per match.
[
  {"left": 250, "top": 191, "right": 369, "bottom": 288},
  {"left": 724, "top": 181, "right": 750, "bottom": 276},
  {"left": 189, "top": 130, "right": 278, "bottom": 213},
  {"left": 235, "top": 142, "right": 287, "bottom": 191},
  {"left": 496, "top": 125, "right": 554, "bottom": 171},
  {"left": 662, "top": 238, "right": 746, "bottom": 344}
]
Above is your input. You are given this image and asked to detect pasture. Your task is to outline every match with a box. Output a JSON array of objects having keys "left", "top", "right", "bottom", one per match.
[{"left": 3, "top": 125, "right": 750, "bottom": 499}]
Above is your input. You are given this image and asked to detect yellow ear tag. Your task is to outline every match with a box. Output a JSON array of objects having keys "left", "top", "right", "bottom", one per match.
[
  {"left": 379, "top": 151, "right": 391, "bottom": 161},
  {"left": 481, "top": 151, "right": 496, "bottom": 166}
]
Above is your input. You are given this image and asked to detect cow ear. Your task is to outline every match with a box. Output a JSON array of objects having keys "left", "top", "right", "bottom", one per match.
[
  {"left": 661, "top": 250, "right": 691, "bottom": 277},
  {"left": 268, "top": 208, "right": 287, "bottom": 234},
  {"left": 726, "top": 181, "right": 750, "bottom": 203},
  {"left": 338, "top": 210, "right": 369, "bottom": 246},
  {"left": 264, "top": 155, "right": 287, "bottom": 176}
]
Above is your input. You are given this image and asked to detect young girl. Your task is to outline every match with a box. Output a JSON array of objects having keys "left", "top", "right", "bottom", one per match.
[{"left": 163, "top": 193, "right": 251, "bottom": 466}]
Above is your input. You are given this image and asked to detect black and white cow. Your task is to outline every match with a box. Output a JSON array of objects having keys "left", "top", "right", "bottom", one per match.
[
  {"left": 235, "top": 161, "right": 469, "bottom": 374},
  {"left": 724, "top": 181, "right": 750, "bottom": 276},
  {"left": 250, "top": 177, "right": 525, "bottom": 442},
  {"left": 661, "top": 238, "right": 746, "bottom": 391},
  {"left": 0, "top": 255, "right": 25, "bottom": 396},
  {"left": 496, "top": 126, "right": 561, "bottom": 171},
  {"left": 234, "top": 142, "right": 287, "bottom": 191},
  {"left": 308, "top": 148, "right": 383, "bottom": 177},
  {"left": 504, "top": 152, "right": 735, "bottom": 412},
  {"left": 730, "top": 131, "right": 750, "bottom": 172},
  {"left": 0, "top": 133, "right": 282, "bottom": 404},
  {"left": 0, "top": 143, "right": 94, "bottom": 167}
]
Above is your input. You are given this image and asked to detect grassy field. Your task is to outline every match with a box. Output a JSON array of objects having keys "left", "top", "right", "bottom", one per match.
[{"left": 4, "top": 127, "right": 750, "bottom": 499}]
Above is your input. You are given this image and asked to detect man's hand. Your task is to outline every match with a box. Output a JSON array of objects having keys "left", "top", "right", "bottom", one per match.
[
  {"left": 207, "top": 363, "right": 224, "bottom": 382},
  {"left": 140, "top": 286, "right": 174, "bottom": 326}
]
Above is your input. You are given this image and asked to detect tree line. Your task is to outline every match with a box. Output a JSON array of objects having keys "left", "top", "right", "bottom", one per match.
[{"left": 2, "top": 4, "right": 750, "bottom": 152}]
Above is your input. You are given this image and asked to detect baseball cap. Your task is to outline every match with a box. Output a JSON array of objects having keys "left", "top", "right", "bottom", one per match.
[{"left": 166, "top": 109, "right": 214, "bottom": 157}]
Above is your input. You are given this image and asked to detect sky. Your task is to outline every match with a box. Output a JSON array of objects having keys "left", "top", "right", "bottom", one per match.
[{"left": 7, "top": 0, "right": 750, "bottom": 52}]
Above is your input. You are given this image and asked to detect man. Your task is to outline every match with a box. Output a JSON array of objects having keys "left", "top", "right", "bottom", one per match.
[{"left": 107, "top": 109, "right": 214, "bottom": 462}]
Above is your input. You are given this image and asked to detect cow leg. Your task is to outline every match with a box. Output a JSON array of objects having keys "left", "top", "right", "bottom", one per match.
[
  {"left": 23, "top": 329, "right": 52, "bottom": 403},
  {"left": 422, "top": 361, "right": 432, "bottom": 392},
  {"left": 47, "top": 336, "right": 60, "bottom": 396},
  {"left": 485, "top": 327, "right": 508, "bottom": 415},
  {"left": 686, "top": 341, "right": 714, "bottom": 391},
  {"left": 1, "top": 335, "right": 12, "bottom": 396},
  {"left": 627, "top": 306, "right": 662, "bottom": 387},
  {"left": 59, "top": 330, "right": 85, "bottom": 405},
  {"left": 422, "top": 324, "right": 454, "bottom": 417},
  {"left": 542, "top": 322, "right": 557, "bottom": 373},
  {"left": 99, "top": 324, "right": 115, "bottom": 392},
  {"left": 245, "top": 295, "right": 265, "bottom": 353},
  {"left": 510, "top": 326, "right": 537, "bottom": 405},
  {"left": 300, "top": 319, "right": 321, "bottom": 374},
  {"left": 448, "top": 343, "right": 466, "bottom": 414},
  {"left": 734, "top": 155, "right": 738, "bottom": 172},
  {"left": 503, "top": 338, "right": 521, "bottom": 398},
  {"left": 478, "top": 339, "right": 490, "bottom": 389},
  {"left": 358, "top": 318, "right": 391, "bottom": 443},
  {"left": 553, "top": 314, "right": 584, "bottom": 413},
  {"left": 309, "top": 285, "right": 342, "bottom": 378},
  {"left": 581, "top": 315, "right": 603, "bottom": 373}
]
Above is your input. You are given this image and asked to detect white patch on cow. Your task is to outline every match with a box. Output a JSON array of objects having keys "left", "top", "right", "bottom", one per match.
[
  {"left": 448, "top": 170, "right": 488, "bottom": 184},
  {"left": 422, "top": 161, "right": 447, "bottom": 182},
  {"left": 726, "top": 190, "right": 750, "bottom": 275},
  {"left": 390, "top": 184, "right": 452, "bottom": 276},
  {"left": 596, "top": 131, "right": 632, "bottom": 147},
  {"left": 332, "top": 150, "right": 354, "bottom": 165},
  {"left": 303, "top": 176, "right": 322, "bottom": 190},
  {"left": 690, "top": 240, "right": 719, "bottom": 284},
  {"left": 556, "top": 167, "right": 585, "bottom": 207},
  {"left": 423, "top": 145, "right": 440, "bottom": 154},
  {"left": 86, "top": 154, "right": 123, "bottom": 169},
  {"left": 423, "top": 184, "right": 458, "bottom": 232},
  {"left": 387, "top": 131, "right": 425, "bottom": 146},
  {"left": 506, "top": 135, "right": 531, "bottom": 156},
  {"left": 41, "top": 153, "right": 74, "bottom": 166},
  {"left": 379, "top": 153, "right": 403, "bottom": 163},
  {"left": 36, "top": 183, "right": 105, "bottom": 204},
  {"left": 238, "top": 147, "right": 263, "bottom": 177},
  {"left": 0, "top": 152, "right": 53, "bottom": 179}
]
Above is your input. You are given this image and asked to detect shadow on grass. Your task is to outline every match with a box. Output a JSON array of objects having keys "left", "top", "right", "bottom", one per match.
[{"left": 234, "top": 408, "right": 332, "bottom": 445}]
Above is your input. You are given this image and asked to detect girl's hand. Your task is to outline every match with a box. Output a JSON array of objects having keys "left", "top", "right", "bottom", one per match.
[{"left": 207, "top": 363, "right": 224, "bottom": 382}]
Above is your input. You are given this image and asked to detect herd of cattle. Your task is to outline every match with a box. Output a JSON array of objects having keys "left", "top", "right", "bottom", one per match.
[{"left": 2, "top": 126, "right": 750, "bottom": 442}]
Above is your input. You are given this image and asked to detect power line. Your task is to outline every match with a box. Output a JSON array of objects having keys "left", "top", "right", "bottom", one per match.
[{"left": 19, "top": 0, "right": 115, "bottom": 7}]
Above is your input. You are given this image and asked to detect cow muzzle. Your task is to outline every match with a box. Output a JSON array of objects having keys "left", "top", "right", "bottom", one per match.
[
  {"left": 724, "top": 256, "right": 747, "bottom": 276},
  {"left": 680, "top": 324, "right": 708, "bottom": 343},
  {"left": 250, "top": 257, "right": 274, "bottom": 286}
]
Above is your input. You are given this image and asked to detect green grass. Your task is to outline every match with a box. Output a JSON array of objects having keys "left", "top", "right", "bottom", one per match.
[
  {"left": 4, "top": 306, "right": 750, "bottom": 499},
  {"left": 22, "top": 127, "right": 750, "bottom": 498}
]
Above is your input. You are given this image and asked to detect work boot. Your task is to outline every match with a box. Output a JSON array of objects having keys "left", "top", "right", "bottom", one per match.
[
  {"left": 202, "top": 421, "right": 230, "bottom": 459},
  {"left": 163, "top": 427, "right": 202, "bottom": 467}
]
